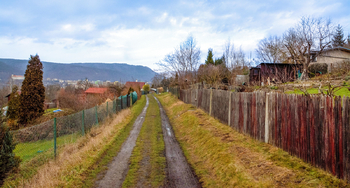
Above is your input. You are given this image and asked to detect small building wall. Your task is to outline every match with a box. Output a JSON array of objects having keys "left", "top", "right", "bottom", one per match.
[{"left": 315, "top": 50, "right": 350, "bottom": 72}]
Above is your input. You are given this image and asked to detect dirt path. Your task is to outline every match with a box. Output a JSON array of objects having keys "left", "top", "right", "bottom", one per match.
[
  {"left": 95, "top": 96, "right": 149, "bottom": 188},
  {"left": 154, "top": 96, "right": 201, "bottom": 188}
]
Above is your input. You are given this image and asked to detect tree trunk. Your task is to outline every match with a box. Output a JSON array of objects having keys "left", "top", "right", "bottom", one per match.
[{"left": 300, "top": 63, "right": 309, "bottom": 80}]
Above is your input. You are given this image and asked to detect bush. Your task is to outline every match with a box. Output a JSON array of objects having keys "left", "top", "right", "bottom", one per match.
[
  {"left": 308, "top": 63, "right": 328, "bottom": 75},
  {"left": 0, "top": 125, "right": 21, "bottom": 186},
  {"left": 142, "top": 84, "right": 150, "bottom": 93},
  {"left": 157, "top": 87, "right": 164, "bottom": 93}
]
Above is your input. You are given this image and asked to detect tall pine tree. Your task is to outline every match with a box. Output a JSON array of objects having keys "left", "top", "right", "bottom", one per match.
[
  {"left": 332, "top": 24, "right": 346, "bottom": 47},
  {"left": 18, "top": 55, "right": 45, "bottom": 125},
  {"left": 205, "top": 48, "right": 214, "bottom": 65}
]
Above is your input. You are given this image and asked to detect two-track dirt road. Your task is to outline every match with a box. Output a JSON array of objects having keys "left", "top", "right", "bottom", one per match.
[{"left": 95, "top": 95, "right": 200, "bottom": 188}]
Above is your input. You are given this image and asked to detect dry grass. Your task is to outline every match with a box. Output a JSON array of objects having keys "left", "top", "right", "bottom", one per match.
[
  {"left": 13, "top": 109, "right": 131, "bottom": 188},
  {"left": 156, "top": 93, "right": 349, "bottom": 188}
]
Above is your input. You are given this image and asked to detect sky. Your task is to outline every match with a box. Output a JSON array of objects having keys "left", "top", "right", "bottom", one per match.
[{"left": 0, "top": 0, "right": 350, "bottom": 70}]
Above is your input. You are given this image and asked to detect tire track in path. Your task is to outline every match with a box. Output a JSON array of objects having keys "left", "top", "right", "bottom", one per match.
[
  {"left": 95, "top": 96, "right": 149, "bottom": 188},
  {"left": 154, "top": 96, "right": 201, "bottom": 188}
]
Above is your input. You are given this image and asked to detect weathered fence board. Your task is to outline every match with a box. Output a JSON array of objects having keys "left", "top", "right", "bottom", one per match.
[{"left": 170, "top": 88, "right": 350, "bottom": 182}]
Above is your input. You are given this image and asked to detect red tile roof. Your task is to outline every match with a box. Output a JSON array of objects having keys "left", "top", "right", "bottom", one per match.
[
  {"left": 85, "top": 87, "right": 108, "bottom": 94},
  {"left": 125, "top": 82, "right": 145, "bottom": 89}
]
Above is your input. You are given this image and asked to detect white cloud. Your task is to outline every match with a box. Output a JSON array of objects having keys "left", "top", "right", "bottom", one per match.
[{"left": 0, "top": 0, "right": 350, "bottom": 71}]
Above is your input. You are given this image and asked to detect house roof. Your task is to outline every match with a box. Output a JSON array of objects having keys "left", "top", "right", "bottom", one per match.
[
  {"left": 311, "top": 46, "right": 350, "bottom": 54},
  {"left": 251, "top": 62, "right": 302, "bottom": 69},
  {"left": 85, "top": 87, "right": 108, "bottom": 94},
  {"left": 125, "top": 82, "right": 145, "bottom": 89}
]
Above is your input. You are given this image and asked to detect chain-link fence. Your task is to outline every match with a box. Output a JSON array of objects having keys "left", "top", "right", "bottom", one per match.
[{"left": 11, "top": 91, "right": 138, "bottom": 163}]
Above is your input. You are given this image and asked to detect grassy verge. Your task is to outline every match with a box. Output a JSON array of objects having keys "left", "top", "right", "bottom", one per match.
[
  {"left": 122, "top": 95, "right": 166, "bottom": 188},
  {"left": 1, "top": 96, "right": 146, "bottom": 188},
  {"left": 285, "top": 86, "right": 350, "bottom": 96},
  {"left": 156, "top": 93, "right": 348, "bottom": 187},
  {"left": 15, "top": 133, "right": 79, "bottom": 162}
]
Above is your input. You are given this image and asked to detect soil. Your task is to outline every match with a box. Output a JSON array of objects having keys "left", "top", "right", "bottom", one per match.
[
  {"left": 95, "top": 96, "right": 149, "bottom": 188},
  {"left": 154, "top": 96, "right": 201, "bottom": 188}
]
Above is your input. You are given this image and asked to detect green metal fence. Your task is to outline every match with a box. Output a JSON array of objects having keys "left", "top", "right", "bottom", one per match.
[{"left": 11, "top": 92, "right": 137, "bottom": 162}]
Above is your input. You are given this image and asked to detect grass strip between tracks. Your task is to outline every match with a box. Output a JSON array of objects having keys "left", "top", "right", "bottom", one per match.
[
  {"left": 122, "top": 95, "right": 166, "bottom": 188},
  {"left": 156, "top": 93, "right": 348, "bottom": 188}
]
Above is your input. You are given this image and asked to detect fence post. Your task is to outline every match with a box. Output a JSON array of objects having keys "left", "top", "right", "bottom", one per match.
[
  {"left": 265, "top": 93, "right": 269, "bottom": 143},
  {"left": 130, "top": 94, "right": 133, "bottom": 106},
  {"left": 54, "top": 117, "right": 57, "bottom": 158},
  {"left": 209, "top": 88, "right": 213, "bottom": 116},
  {"left": 95, "top": 106, "right": 99, "bottom": 125},
  {"left": 121, "top": 97, "right": 123, "bottom": 109},
  {"left": 82, "top": 110, "right": 85, "bottom": 136},
  {"left": 228, "top": 92, "right": 232, "bottom": 126}
]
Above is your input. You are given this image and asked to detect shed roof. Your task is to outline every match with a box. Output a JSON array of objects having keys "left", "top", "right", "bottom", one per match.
[{"left": 85, "top": 87, "right": 108, "bottom": 94}]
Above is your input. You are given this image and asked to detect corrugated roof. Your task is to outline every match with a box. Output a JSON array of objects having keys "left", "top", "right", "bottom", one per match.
[{"left": 85, "top": 87, "right": 108, "bottom": 94}]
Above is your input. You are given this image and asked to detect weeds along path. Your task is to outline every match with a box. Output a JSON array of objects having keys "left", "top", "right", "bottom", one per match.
[
  {"left": 122, "top": 95, "right": 166, "bottom": 188},
  {"left": 95, "top": 96, "right": 149, "bottom": 188},
  {"left": 154, "top": 95, "right": 201, "bottom": 188}
]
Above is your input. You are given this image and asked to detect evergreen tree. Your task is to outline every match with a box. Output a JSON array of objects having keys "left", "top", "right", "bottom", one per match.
[
  {"left": 0, "top": 125, "right": 21, "bottom": 186},
  {"left": 205, "top": 48, "right": 214, "bottom": 65},
  {"left": 214, "top": 55, "right": 225, "bottom": 66},
  {"left": 332, "top": 24, "right": 346, "bottom": 47},
  {"left": 18, "top": 55, "right": 45, "bottom": 125},
  {"left": 6, "top": 86, "right": 20, "bottom": 120}
]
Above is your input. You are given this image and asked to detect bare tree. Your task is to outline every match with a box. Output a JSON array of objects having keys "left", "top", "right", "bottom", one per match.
[
  {"left": 256, "top": 35, "right": 288, "bottom": 63},
  {"left": 283, "top": 16, "right": 334, "bottom": 80},
  {"left": 223, "top": 40, "right": 248, "bottom": 71},
  {"left": 157, "top": 35, "right": 201, "bottom": 88}
]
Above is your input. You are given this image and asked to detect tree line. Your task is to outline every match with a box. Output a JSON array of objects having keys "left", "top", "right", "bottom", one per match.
[{"left": 155, "top": 16, "right": 349, "bottom": 88}]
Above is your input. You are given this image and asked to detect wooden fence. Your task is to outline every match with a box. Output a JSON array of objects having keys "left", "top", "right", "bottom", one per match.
[{"left": 172, "top": 88, "right": 350, "bottom": 182}]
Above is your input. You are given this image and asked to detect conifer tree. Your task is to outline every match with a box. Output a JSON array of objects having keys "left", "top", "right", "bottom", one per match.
[
  {"left": 332, "top": 24, "right": 346, "bottom": 47},
  {"left": 18, "top": 55, "right": 45, "bottom": 125},
  {"left": 6, "top": 86, "right": 20, "bottom": 120},
  {"left": 0, "top": 125, "right": 21, "bottom": 186},
  {"left": 205, "top": 48, "right": 215, "bottom": 65}
]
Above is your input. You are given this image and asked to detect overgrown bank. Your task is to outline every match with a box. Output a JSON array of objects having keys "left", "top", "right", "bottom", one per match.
[
  {"left": 1, "top": 96, "right": 146, "bottom": 188},
  {"left": 122, "top": 95, "right": 166, "bottom": 187},
  {"left": 156, "top": 93, "right": 348, "bottom": 187}
]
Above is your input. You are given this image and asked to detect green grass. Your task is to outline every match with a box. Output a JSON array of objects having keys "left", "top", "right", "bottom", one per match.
[
  {"left": 14, "top": 133, "right": 79, "bottom": 162},
  {"left": 285, "top": 86, "right": 350, "bottom": 97},
  {"left": 122, "top": 95, "right": 166, "bottom": 188},
  {"left": 62, "top": 95, "right": 147, "bottom": 188},
  {"left": 44, "top": 108, "right": 59, "bottom": 115},
  {"left": 2, "top": 134, "right": 80, "bottom": 188},
  {"left": 156, "top": 93, "right": 348, "bottom": 187}
]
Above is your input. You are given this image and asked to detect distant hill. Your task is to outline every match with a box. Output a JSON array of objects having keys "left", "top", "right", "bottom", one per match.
[{"left": 0, "top": 58, "right": 156, "bottom": 83}]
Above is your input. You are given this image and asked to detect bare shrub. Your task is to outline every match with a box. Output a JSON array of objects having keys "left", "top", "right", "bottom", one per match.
[{"left": 308, "top": 63, "right": 328, "bottom": 75}]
